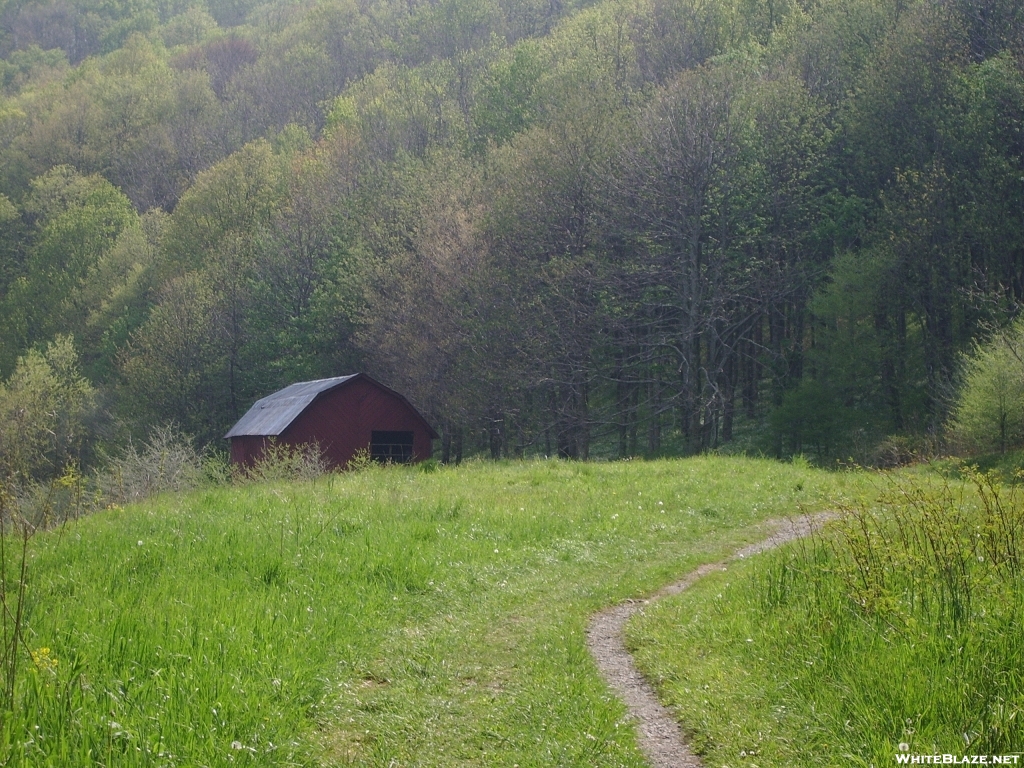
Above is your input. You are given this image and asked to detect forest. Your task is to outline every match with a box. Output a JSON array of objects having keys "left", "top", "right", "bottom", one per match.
[{"left": 0, "top": 0, "right": 1022, "bottom": 475}]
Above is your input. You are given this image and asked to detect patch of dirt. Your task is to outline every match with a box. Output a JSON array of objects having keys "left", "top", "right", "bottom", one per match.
[{"left": 586, "top": 514, "right": 833, "bottom": 768}]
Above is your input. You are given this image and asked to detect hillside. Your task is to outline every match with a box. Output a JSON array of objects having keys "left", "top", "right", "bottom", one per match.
[{"left": 1, "top": 0, "right": 1022, "bottom": 470}]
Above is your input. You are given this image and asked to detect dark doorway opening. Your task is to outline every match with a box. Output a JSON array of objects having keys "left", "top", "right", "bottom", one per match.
[{"left": 371, "top": 431, "right": 414, "bottom": 463}]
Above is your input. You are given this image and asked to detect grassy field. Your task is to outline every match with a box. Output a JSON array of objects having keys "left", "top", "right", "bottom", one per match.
[
  {"left": 1, "top": 456, "right": 861, "bottom": 767},
  {"left": 627, "top": 465, "right": 1024, "bottom": 767}
]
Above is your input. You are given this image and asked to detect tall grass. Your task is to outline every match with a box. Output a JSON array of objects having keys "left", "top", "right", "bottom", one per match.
[
  {"left": 628, "top": 466, "right": 1024, "bottom": 766},
  {"left": 0, "top": 456, "right": 857, "bottom": 766},
  {"left": 828, "top": 468, "right": 1022, "bottom": 632}
]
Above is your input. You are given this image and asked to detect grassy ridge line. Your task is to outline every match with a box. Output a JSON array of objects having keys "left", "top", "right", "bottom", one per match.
[
  {"left": 627, "top": 466, "right": 1024, "bottom": 767},
  {"left": 6, "top": 457, "right": 865, "bottom": 766}
]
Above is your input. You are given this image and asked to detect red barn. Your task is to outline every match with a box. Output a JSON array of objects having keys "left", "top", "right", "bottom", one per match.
[{"left": 225, "top": 374, "right": 438, "bottom": 469}]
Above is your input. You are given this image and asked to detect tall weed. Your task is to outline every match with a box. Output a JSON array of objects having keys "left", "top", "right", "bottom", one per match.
[
  {"left": 829, "top": 467, "right": 1023, "bottom": 631},
  {"left": 750, "top": 467, "right": 1024, "bottom": 757},
  {"left": 630, "top": 467, "right": 1024, "bottom": 765},
  {"left": 95, "top": 424, "right": 211, "bottom": 504},
  {"left": 0, "top": 469, "right": 88, "bottom": 728},
  {"left": 236, "top": 439, "right": 331, "bottom": 483}
]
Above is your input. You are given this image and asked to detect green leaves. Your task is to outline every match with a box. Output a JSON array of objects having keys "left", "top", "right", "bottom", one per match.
[
  {"left": 950, "top": 319, "right": 1024, "bottom": 454},
  {"left": 0, "top": 168, "right": 137, "bottom": 376},
  {"left": 119, "top": 272, "right": 229, "bottom": 443},
  {"left": 0, "top": 336, "right": 95, "bottom": 484}
]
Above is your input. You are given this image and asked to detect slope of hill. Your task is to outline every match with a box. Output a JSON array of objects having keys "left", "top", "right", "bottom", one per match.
[
  {"left": 0, "top": 0, "right": 1022, "bottom": 472},
  {"left": 1, "top": 457, "right": 852, "bottom": 766}
]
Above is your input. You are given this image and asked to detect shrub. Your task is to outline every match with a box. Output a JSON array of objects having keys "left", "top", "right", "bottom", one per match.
[
  {"left": 238, "top": 439, "right": 331, "bottom": 483},
  {"left": 769, "top": 379, "right": 855, "bottom": 460},
  {"left": 949, "top": 319, "right": 1024, "bottom": 454},
  {"left": 869, "top": 433, "right": 938, "bottom": 468},
  {"left": 95, "top": 423, "right": 209, "bottom": 504}
]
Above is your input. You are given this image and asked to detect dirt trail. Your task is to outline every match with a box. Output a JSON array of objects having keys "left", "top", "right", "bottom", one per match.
[{"left": 586, "top": 515, "right": 832, "bottom": 768}]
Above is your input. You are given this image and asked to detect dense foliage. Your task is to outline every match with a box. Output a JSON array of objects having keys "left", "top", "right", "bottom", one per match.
[{"left": 1, "top": 0, "right": 1023, "bottom": 467}]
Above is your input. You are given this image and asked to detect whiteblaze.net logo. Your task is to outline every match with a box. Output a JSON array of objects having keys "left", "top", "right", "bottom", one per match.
[{"left": 895, "top": 755, "right": 1021, "bottom": 765}]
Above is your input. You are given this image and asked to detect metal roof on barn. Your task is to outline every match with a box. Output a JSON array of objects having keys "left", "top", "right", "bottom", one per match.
[{"left": 224, "top": 374, "right": 360, "bottom": 438}]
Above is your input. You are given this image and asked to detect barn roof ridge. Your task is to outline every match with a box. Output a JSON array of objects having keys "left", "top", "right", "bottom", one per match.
[{"left": 224, "top": 373, "right": 437, "bottom": 440}]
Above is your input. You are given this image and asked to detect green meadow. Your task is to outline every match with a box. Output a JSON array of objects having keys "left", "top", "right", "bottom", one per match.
[
  {"left": 3, "top": 456, "right": 853, "bottom": 767},
  {"left": 628, "top": 465, "right": 1024, "bottom": 767},
  {"left": 6, "top": 457, "right": 1022, "bottom": 767}
]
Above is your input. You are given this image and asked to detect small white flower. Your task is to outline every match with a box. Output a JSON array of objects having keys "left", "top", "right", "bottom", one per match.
[
  {"left": 137, "top": 541, "right": 143, "bottom": 546},
  {"left": 898, "top": 742, "right": 910, "bottom": 752}
]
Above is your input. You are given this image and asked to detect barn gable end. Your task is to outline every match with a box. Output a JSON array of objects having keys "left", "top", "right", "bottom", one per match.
[{"left": 225, "top": 374, "right": 437, "bottom": 469}]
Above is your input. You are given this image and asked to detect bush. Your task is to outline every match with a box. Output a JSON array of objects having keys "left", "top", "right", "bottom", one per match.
[
  {"left": 869, "top": 433, "right": 938, "bottom": 468},
  {"left": 238, "top": 439, "right": 331, "bottom": 483},
  {"left": 949, "top": 319, "right": 1024, "bottom": 454},
  {"left": 11, "top": 465, "right": 96, "bottom": 529},
  {"left": 95, "top": 424, "right": 210, "bottom": 504}
]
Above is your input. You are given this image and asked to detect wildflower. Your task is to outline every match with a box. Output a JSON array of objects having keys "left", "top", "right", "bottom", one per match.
[
  {"left": 30, "top": 647, "right": 58, "bottom": 674},
  {"left": 898, "top": 743, "right": 910, "bottom": 752}
]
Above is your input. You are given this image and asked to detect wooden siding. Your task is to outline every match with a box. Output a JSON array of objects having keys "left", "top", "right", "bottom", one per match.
[{"left": 230, "top": 377, "right": 433, "bottom": 469}]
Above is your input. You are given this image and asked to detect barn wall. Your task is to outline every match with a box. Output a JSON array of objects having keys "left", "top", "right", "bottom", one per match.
[
  {"left": 279, "top": 378, "right": 433, "bottom": 468},
  {"left": 230, "top": 435, "right": 269, "bottom": 467}
]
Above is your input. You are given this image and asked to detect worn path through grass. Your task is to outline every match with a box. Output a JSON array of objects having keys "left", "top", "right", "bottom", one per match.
[
  {"left": 626, "top": 467, "right": 1024, "bottom": 766},
  {"left": 5, "top": 457, "right": 869, "bottom": 766},
  {"left": 587, "top": 514, "right": 835, "bottom": 768}
]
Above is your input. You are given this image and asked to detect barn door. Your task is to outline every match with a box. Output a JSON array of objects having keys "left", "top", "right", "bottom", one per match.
[{"left": 371, "top": 431, "right": 414, "bottom": 463}]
